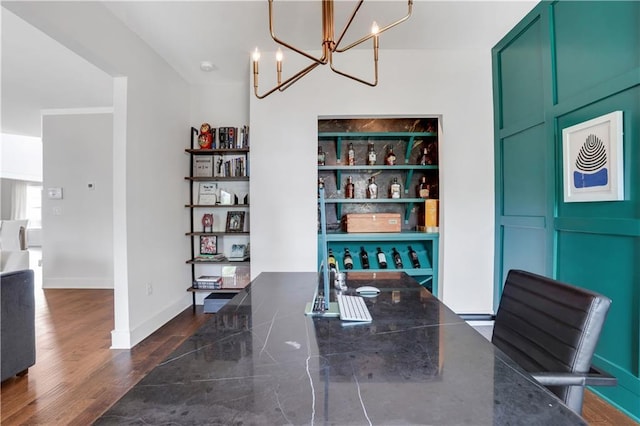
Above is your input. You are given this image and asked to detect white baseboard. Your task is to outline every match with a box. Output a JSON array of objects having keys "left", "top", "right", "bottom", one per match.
[{"left": 43, "top": 277, "right": 114, "bottom": 289}]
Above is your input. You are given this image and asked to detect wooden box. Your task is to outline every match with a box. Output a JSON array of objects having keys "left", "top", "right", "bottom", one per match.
[{"left": 343, "top": 213, "right": 401, "bottom": 233}]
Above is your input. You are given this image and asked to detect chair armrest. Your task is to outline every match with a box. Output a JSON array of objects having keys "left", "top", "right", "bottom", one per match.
[{"left": 531, "top": 366, "right": 617, "bottom": 387}]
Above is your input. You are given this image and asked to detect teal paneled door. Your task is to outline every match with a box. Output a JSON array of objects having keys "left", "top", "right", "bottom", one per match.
[
  {"left": 493, "top": 11, "right": 552, "bottom": 307},
  {"left": 493, "top": 1, "right": 640, "bottom": 420}
]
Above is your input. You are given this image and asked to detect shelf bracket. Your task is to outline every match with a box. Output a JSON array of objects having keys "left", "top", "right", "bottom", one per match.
[{"left": 404, "top": 135, "right": 415, "bottom": 164}]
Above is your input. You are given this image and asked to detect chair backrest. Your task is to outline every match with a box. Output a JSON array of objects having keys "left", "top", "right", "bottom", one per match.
[
  {"left": 492, "top": 269, "right": 611, "bottom": 414},
  {"left": 0, "top": 220, "right": 29, "bottom": 251}
]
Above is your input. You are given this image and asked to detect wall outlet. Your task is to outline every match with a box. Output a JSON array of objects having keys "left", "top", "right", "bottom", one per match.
[{"left": 146, "top": 282, "right": 153, "bottom": 295}]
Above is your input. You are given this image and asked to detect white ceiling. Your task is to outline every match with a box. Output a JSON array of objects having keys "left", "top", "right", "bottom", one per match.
[{"left": 1, "top": 1, "right": 536, "bottom": 137}]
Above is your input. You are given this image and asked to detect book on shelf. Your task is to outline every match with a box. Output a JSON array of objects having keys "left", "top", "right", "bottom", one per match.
[
  {"left": 214, "top": 155, "right": 246, "bottom": 177},
  {"left": 218, "top": 126, "right": 249, "bottom": 149},
  {"left": 194, "top": 155, "right": 214, "bottom": 177},
  {"left": 198, "top": 182, "right": 218, "bottom": 205},
  {"left": 193, "top": 275, "right": 222, "bottom": 289},
  {"left": 194, "top": 253, "right": 227, "bottom": 262}
]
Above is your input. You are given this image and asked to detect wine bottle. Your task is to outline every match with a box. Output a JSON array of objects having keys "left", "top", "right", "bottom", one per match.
[
  {"left": 318, "top": 146, "right": 326, "bottom": 166},
  {"left": 328, "top": 248, "right": 337, "bottom": 270},
  {"left": 418, "top": 146, "right": 429, "bottom": 165},
  {"left": 408, "top": 246, "right": 420, "bottom": 268},
  {"left": 347, "top": 143, "right": 356, "bottom": 166},
  {"left": 343, "top": 248, "right": 354, "bottom": 270},
  {"left": 376, "top": 247, "right": 387, "bottom": 269},
  {"left": 360, "top": 246, "right": 370, "bottom": 269},
  {"left": 392, "top": 247, "right": 403, "bottom": 268},
  {"left": 385, "top": 147, "right": 397, "bottom": 165},
  {"left": 345, "top": 176, "right": 355, "bottom": 199},
  {"left": 389, "top": 177, "right": 401, "bottom": 199},
  {"left": 416, "top": 176, "right": 430, "bottom": 199},
  {"left": 367, "top": 142, "right": 377, "bottom": 165},
  {"left": 367, "top": 176, "right": 378, "bottom": 199}
]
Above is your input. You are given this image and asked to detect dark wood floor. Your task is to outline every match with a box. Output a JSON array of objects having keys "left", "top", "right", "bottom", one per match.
[{"left": 1, "top": 289, "right": 637, "bottom": 425}]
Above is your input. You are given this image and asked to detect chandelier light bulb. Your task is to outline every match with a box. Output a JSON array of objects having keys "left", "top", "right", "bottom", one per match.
[
  {"left": 252, "top": 48, "right": 261, "bottom": 62},
  {"left": 371, "top": 21, "right": 379, "bottom": 35},
  {"left": 276, "top": 48, "right": 283, "bottom": 63}
]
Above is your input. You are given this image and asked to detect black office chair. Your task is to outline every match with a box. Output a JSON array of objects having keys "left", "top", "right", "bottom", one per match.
[{"left": 492, "top": 269, "right": 617, "bottom": 415}]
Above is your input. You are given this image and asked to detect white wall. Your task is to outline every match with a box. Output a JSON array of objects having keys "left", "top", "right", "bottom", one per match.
[
  {"left": 250, "top": 48, "right": 496, "bottom": 313},
  {"left": 6, "top": 2, "right": 191, "bottom": 348},
  {"left": 0, "top": 133, "right": 43, "bottom": 182},
  {"left": 42, "top": 111, "right": 114, "bottom": 288}
]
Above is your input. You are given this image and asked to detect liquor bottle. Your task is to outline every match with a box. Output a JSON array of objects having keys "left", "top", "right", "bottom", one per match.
[
  {"left": 367, "top": 176, "right": 378, "bottom": 199},
  {"left": 318, "top": 146, "right": 326, "bottom": 166},
  {"left": 347, "top": 143, "right": 356, "bottom": 166},
  {"left": 367, "top": 142, "right": 377, "bottom": 165},
  {"left": 416, "top": 176, "right": 430, "bottom": 199},
  {"left": 328, "top": 248, "right": 337, "bottom": 270},
  {"left": 345, "top": 176, "right": 355, "bottom": 199},
  {"left": 318, "top": 177, "right": 325, "bottom": 198},
  {"left": 408, "top": 246, "right": 421, "bottom": 268},
  {"left": 385, "top": 147, "right": 397, "bottom": 166},
  {"left": 376, "top": 247, "right": 388, "bottom": 269},
  {"left": 360, "top": 246, "right": 370, "bottom": 269},
  {"left": 418, "top": 146, "right": 429, "bottom": 165},
  {"left": 343, "top": 248, "right": 354, "bottom": 270},
  {"left": 392, "top": 247, "right": 404, "bottom": 269},
  {"left": 389, "top": 177, "right": 401, "bottom": 199}
]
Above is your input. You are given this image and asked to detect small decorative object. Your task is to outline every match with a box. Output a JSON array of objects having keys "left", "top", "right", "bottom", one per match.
[
  {"left": 226, "top": 211, "right": 245, "bottom": 232},
  {"left": 201, "top": 213, "right": 214, "bottom": 232},
  {"left": 198, "top": 123, "right": 214, "bottom": 149},
  {"left": 229, "top": 243, "right": 250, "bottom": 261},
  {"left": 562, "top": 111, "right": 624, "bottom": 202},
  {"left": 219, "top": 190, "right": 233, "bottom": 205},
  {"left": 199, "top": 235, "right": 217, "bottom": 255}
]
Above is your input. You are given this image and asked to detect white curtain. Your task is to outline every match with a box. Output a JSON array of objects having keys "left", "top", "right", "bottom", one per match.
[{"left": 10, "top": 180, "right": 28, "bottom": 219}]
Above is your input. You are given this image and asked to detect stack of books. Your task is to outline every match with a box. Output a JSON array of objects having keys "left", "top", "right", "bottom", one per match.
[{"left": 193, "top": 275, "right": 223, "bottom": 290}]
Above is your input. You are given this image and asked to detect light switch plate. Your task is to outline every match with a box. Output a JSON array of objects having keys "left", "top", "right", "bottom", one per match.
[{"left": 47, "top": 187, "right": 63, "bottom": 199}]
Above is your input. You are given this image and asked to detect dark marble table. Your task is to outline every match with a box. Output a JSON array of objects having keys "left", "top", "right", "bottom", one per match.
[{"left": 95, "top": 272, "right": 585, "bottom": 425}]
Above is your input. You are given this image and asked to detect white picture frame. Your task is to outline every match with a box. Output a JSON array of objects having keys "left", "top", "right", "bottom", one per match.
[
  {"left": 197, "top": 182, "right": 217, "bottom": 205},
  {"left": 562, "top": 111, "right": 624, "bottom": 203}
]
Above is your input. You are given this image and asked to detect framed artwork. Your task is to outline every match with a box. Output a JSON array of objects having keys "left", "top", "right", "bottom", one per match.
[
  {"left": 562, "top": 111, "right": 624, "bottom": 202},
  {"left": 225, "top": 211, "right": 245, "bottom": 232},
  {"left": 199, "top": 235, "right": 217, "bottom": 255}
]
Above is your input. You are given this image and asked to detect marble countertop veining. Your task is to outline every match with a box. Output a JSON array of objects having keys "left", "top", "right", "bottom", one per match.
[{"left": 95, "top": 271, "right": 585, "bottom": 426}]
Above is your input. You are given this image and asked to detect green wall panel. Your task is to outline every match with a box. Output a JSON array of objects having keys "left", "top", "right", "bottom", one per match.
[
  {"left": 497, "top": 17, "right": 544, "bottom": 129},
  {"left": 557, "top": 232, "right": 638, "bottom": 370},
  {"left": 553, "top": 1, "right": 640, "bottom": 104},
  {"left": 501, "top": 226, "right": 547, "bottom": 286},
  {"left": 502, "top": 124, "right": 547, "bottom": 217}
]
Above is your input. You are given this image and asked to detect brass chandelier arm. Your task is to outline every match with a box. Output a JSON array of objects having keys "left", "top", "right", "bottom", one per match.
[
  {"left": 334, "top": 0, "right": 413, "bottom": 53},
  {"left": 254, "top": 61, "right": 322, "bottom": 99},
  {"left": 333, "top": 0, "right": 365, "bottom": 52},
  {"left": 268, "top": 0, "right": 327, "bottom": 66},
  {"left": 329, "top": 35, "right": 379, "bottom": 87}
]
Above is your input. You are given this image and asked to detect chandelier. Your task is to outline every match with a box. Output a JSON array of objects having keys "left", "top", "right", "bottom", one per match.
[{"left": 252, "top": 0, "right": 413, "bottom": 99}]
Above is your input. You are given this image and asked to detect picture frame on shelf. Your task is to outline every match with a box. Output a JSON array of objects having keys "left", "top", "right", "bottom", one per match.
[
  {"left": 199, "top": 235, "right": 217, "bottom": 255},
  {"left": 201, "top": 213, "right": 214, "bottom": 232},
  {"left": 198, "top": 182, "right": 217, "bottom": 205},
  {"left": 226, "top": 211, "right": 245, "bottom": 232},
  {"left": 562, "top": 111, "right": 624, "bottom": 202},
  {"left": 194, "top": 155, "right": 214, "bottom": 177},
  {"left": 229, "top": 243, "right": 249, "bottom": 261}
]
